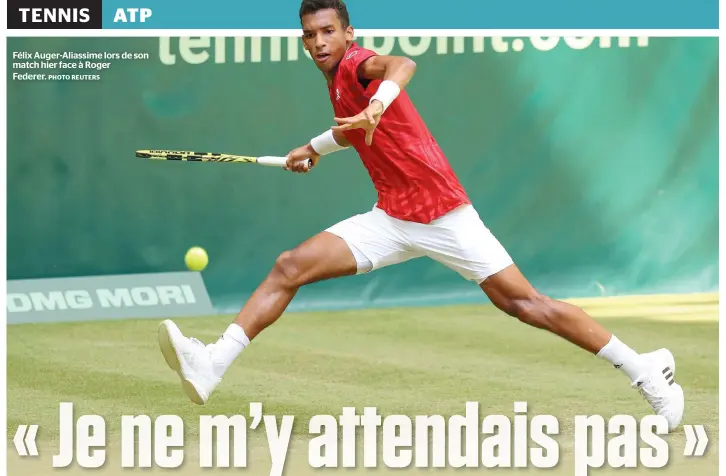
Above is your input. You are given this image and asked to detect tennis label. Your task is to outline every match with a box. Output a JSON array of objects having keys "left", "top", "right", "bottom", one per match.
[
  {"left": 18, "top": 8, "right": 90, "bottom": 23},
  {"left": 7, "top": 0, "right": 102, "bottom": 29},
  {"left": 7, "top": 272, "right": 215, "bottom": 323}
]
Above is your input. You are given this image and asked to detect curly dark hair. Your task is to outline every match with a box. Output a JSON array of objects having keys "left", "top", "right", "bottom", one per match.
[{"left": 299, "top": 0, "right": 350, "bottom": 28}]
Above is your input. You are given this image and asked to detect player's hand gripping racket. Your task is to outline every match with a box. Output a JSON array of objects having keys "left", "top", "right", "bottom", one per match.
[{"left": 135, "top": 150, "right": 313, "bottom": 169}]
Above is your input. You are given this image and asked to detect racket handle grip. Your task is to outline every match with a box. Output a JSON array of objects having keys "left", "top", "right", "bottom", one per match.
[{"left": 257, "top": 156, "right": 313, "bottom": 169}]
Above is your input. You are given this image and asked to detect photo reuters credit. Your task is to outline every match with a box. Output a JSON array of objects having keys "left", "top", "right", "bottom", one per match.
[{"left": 3, "top": 0, "right": 721, "bottom": 475}]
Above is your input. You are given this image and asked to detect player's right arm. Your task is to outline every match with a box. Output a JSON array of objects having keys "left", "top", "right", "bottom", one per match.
[
  {"left": 332, "top": 129, "right": 352, "bottom": 147},
  {"left": 285, "top": 128, "right": 351, "bottom": 173}
]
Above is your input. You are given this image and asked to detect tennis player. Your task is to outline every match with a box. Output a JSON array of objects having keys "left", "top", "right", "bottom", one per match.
[{"left": 158, "top": 0, "right": 684, "bottom": 430}]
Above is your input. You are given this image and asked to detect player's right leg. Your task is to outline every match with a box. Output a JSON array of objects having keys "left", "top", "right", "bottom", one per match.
[
  {"left": 233, "top": 231, "right": 361, "bottom": 340},
  {"left": 159, "top": 207, "right": 421, "bottom": 404},
  {"left": 158, "top": 231, "right": 357, "bottom": 404}
]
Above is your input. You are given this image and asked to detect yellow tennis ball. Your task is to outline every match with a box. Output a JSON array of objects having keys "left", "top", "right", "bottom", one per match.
[{"left": 185, "top": 246, "right": 208, "bottom": 271}]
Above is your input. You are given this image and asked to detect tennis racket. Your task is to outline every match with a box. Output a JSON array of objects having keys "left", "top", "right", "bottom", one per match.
[{"left": 135, "top": 150, "right": 313, "bottom": 169}]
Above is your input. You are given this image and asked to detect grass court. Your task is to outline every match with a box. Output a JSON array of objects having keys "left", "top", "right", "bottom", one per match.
[{"left": 7, "top": 295, "right": 718, "bottom": 475}]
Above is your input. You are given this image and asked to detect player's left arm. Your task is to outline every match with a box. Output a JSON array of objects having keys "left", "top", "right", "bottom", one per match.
[
  {"left": 332, "top": 55, "right": 416, "bottom": 145},
  {"left": 358, "top": 55, "right": 416, "bottom": 113},
  {"left": 357, "top": 55, "right": 417, "bottom": 91}
]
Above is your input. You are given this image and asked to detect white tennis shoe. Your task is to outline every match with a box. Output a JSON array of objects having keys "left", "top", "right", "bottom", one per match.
[
  {"left": 635, "top": 348, "right": 684, "bottom": 432},
  {"left": 158, "top": 319, "right": 220, "bottom": 405}
]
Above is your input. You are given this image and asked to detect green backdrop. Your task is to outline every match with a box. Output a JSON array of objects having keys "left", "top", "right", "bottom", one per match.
[{"left": 7, "top": 37, "right": 718, "bottom": 313}]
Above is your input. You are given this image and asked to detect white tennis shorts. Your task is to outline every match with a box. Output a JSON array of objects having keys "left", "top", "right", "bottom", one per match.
[{"left": 325, "top": 204, "right": 514, "bottom": 284}]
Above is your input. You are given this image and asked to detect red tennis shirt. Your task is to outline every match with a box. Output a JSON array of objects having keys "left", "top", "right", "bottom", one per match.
[{"left": 328, "top": 43, "right": 471, "bottom": 224}]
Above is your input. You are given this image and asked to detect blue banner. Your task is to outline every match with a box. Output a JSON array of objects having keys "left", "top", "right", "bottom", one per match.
[{"left": 101, "top": 0, "right": 719, "bottom": 29}]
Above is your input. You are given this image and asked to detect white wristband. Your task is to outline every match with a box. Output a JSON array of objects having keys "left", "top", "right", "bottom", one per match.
[
  {"left": 310, "top": 129, "right": 347, "bottom": 156},
  {"left": 370, "top": 80, "right": 401, "bottom": 112}
]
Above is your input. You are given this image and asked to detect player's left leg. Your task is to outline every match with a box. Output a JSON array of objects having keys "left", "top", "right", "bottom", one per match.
[
  {"left": 479, "top": 265, "right": 684, "bottom": 431},
  {"left": 414, "top": 204, "right": 684, "bottom": 431},
  {"left": 480, "top": 264, "right": 612, "bottom": 354}
]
